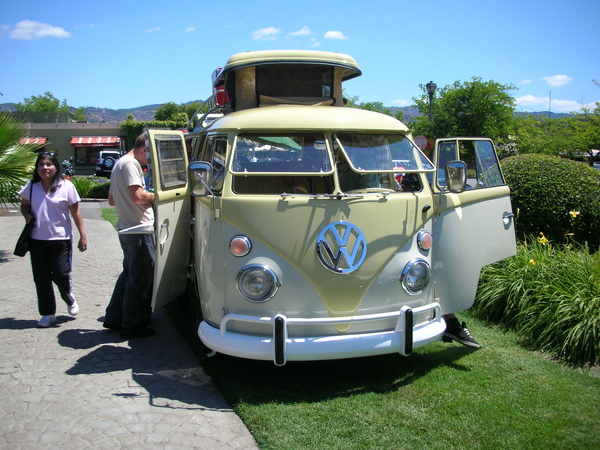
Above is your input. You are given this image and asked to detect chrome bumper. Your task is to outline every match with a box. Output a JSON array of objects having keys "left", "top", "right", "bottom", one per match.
[{"left": 199, "top": 303, "right": 445, "bottom": 365}]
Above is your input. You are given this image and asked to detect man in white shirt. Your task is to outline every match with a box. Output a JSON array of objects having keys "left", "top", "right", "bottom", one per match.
[{"left": 103, "top": 133, "right": 156, "bottom": 339}]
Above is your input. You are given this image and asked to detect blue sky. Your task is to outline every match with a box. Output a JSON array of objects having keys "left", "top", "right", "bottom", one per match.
[{"left": 1, "top": 0, "right": 598, "bottom": 113}]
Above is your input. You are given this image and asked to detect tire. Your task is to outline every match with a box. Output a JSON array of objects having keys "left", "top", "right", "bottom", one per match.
[{"left": 104, "top": 157, "right": 115, "bottom": 168}]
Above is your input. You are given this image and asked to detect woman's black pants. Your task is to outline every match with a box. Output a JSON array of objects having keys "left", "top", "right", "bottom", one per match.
[{"left": 29, "top": 239, "right": 73, "bottom": 316}]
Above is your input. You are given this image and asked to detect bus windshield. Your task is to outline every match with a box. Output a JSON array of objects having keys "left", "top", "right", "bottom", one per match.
[
  {"left": 334, "top": 133, "right": 434, "bottom": 173},
  {"left": 232, "top": 133, "right": 334, "bottom": 174}
]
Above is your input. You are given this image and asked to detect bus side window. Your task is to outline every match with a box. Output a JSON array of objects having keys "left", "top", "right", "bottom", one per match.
[
  {"left": 437, "top": 142, "right": 456, "bottom": 186},
  {"left": 205, "top": 136, "right": 228, "bottom": 192},
  {"left": 191, "top": 135, "right": 207, "bottom": 161},
  {"left": 473, "top": 140, "right": 504, "bottom": 187},
  {"left": 460, "top": 140, "right": 504, "bottom": 188}
]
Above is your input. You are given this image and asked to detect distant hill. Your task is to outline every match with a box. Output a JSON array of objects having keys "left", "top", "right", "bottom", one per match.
[
  {"left": 388, "top": 106, "right": 420, "bottom": 121},
  {"left": 82, "top": 105, "right": 162, "bottom": 123},
  {"left": 0, "top": 102, "right": 570, "bottom": 124},
  {"left": 0, "top": 102, "right": 201, "bottom": 124}
]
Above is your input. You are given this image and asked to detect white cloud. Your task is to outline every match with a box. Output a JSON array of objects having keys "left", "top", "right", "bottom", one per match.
[
  {"left": 252, "top": 27, "right": 281, "bottom": 40},
  {"left": 10, "top": 20, "right": 71, "bottom": 40},
  {"left": 543, "top": 75, "right": 572, "bottom": 87},
  {"left": 289, "top": 26, "right": 311, "bottom": 36},
  {"left": 391, "top": 99, "right": 410, "bottom": 106},
  {"left": 520, "top": 79, "right": 532, "bottom": 85},
  {"left": 145, "top": 26, "right": 161, "bottom": 33},
  {"left": 515, "top": 94, "right": 591, "bottom": 113},
  {"left": 324, "top": 30, "right": 349, "bottom": 40},
  {"left": 186, "top": 26, "right": 196, "bottom": 33}
]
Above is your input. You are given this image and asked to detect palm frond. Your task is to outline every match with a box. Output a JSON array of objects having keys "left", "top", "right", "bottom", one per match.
[{"left": 0, "top": 113, "right": 43, "bottom": 204}]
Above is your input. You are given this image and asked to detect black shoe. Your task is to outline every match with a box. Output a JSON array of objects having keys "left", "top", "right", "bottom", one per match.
[
  {"left": 103, "top": 322, "right": 121, "bottom": 331},
  {"left": 442, "top": 321, "right": 481, "bottom": 349},
  {"left": 120, "top": 327, "right": 156, "bottom": 340}
]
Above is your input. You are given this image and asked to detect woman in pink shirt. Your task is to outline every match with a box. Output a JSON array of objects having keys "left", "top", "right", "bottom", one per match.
[{"left": 19, "top": 152, "right": 88, "bottom": 328}]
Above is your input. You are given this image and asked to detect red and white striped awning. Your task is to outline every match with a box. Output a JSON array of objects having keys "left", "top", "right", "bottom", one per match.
[
  {"left": 19, "top": 137, "right": 47, "bottom": 145},
  {"left": 70, "top": 136, "right": 120, "bottom": 147}
]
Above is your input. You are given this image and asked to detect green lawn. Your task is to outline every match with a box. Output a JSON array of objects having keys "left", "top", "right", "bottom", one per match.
[{"left": 200, "top": 312, "right": 599, "bottom": 449}]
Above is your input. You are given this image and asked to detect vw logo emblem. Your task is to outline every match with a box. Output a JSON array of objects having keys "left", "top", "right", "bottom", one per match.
[{"left": 316, "top": 222, "right": 367, "bottom": 273}]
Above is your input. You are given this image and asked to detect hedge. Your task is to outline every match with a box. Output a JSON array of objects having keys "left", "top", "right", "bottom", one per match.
[{"left": 501, "top": 154, "right": 600, "bottom": 251}]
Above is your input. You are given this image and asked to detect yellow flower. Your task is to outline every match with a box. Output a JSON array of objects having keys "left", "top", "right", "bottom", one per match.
[
  {"left": 569, "top": 210, "right": 580, "bottom": 218},
  {"left": 537, "top": 233, "right": 548, "bottom": 245},
  {"left": 528, "top": 259, "right": 537, "bottom": 266}
]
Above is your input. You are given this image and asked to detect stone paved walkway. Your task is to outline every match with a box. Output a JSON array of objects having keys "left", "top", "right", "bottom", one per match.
[{"left": 0, "top": 201, "right": 257, "bottom": 449}]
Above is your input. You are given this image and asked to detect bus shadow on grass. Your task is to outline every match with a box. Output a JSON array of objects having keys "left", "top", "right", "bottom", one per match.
[{"left": 201, "top": 343, "right": 477, "bottom": 404}]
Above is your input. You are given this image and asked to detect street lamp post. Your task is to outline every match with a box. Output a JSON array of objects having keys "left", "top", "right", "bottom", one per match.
[{"left": 426, "top": 81, "right": 437, "bottom": 122}]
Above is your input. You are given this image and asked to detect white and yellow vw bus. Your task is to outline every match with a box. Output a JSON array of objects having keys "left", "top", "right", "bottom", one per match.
[{"left": 146, "top": 50, "right": 516, "bottom": 365}]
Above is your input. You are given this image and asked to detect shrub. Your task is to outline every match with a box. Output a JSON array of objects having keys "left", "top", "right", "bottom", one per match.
[
  {"left": 69, "top": 177, "right": 95, "bottom": 198},
  {"left": 501, "top": 154, "right": 600, "bottom": 251},
  {"left": 474, "top": 238, "right": 600, "bottom": 367},
  {"left": 88, "top": 180, "right": 110, "bottom": 199}
]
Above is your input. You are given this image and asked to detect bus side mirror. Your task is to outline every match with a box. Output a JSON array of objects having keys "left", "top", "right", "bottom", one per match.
[
  {"left": 189, "top": 161, "right": 213, "bottom": 197},
  {"left": 445, "top": 160, "right": 467, "bottom": 193}
]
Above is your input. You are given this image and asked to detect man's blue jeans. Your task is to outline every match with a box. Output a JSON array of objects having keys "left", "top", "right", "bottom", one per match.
[{"left": 105, "top": 233, "right": 154, "bottom": 332}]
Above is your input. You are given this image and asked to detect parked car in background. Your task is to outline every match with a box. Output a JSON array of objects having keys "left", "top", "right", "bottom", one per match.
[{"left": 95, "top": 150, "right": 122, "bottom": 177}]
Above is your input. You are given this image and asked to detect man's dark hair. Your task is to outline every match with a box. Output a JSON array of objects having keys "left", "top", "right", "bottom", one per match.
[{"left": 134, "top": 133, "right": 147, "bottom": 149}]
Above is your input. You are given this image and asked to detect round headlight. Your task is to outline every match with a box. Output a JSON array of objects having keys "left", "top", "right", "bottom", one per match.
[
  {"left": 230, "top": 235, "right": 252, "bottom": 257},
  {"left": 401, "top": 259, "right": 431, "bottom": 294},
  {"left": 237, "top": 264, "right": 280, "bottom": 302}
]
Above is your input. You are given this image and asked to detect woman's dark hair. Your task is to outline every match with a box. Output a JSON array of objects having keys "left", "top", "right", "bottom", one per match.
[{"left": 32, "top": 152, "right": 64, "bottom": 192}]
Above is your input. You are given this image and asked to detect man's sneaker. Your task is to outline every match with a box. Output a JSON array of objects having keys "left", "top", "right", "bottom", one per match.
[
  {"left": 67, "top": 293, "right": 79, "bottom": 316},
  {"left": 38, "top": 315, "right": 56, "bottom": 328},
  {"left": 442, "top": 321, "right": 481, "bottom": 349}
]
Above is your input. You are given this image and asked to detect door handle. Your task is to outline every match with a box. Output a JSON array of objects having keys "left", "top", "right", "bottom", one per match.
[
  {"left": 502, "top": 212, "right": 515, "bottom": 226},
  {"left": 159, "top": 221, "right": 169, "bottom": 245}
]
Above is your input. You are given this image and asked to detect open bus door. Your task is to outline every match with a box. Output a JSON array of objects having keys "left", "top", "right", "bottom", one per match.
[
  {"left": 145, "top": 129, "right": 191, "bottom": 310},
  {"left": 431, "top": 137, "right": 516, "bottom": 314}
]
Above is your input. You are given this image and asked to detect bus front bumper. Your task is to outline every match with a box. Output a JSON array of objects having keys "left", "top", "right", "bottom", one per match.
[{"left": 198, "top": 303, "right": 445, "bottom": 365}]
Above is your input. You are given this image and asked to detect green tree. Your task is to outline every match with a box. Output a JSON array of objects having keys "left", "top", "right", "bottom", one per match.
[
  {"left": 15, "top": 91, "right": 69, "bottom": 112},
  {"left": 411, "top": 77, "right": 517, "bottom": 143},
  {"left": 513, "top": 115, "right": 556, "bottom": 155},
  {"left": 0, "top": 114, "right": 41, "bottom": 204},
  {"left": 343, "top": 91, "right": 405, "bottom": 122},
  {"left": 15, "top": 91, "right": 86, "bottom": 122},
  {"left": 514, "top": 106, "right": 600, "bottom": 162},
  {"left": 359, "top": 101, "right": 392, "bottom": 116},
  {"left": 73, "top": 106, "right": 86, "bottom": 122},
  {"left": 185, "top": 102, "right": 206, "bottom": 119},
  {"left": 394, "top": 108, "right": 405, "bottom": 123},
  {"left": 154, "top": 101, "right": 181, "bottom": 121},
  {"left": 342, "top": 90, "right": 359, "bottom": 108},
  {"left": 571, "top": 82, "right": 600, "bottom": 164},
  {"left": 154, "top": 101, "right": 210, "bottom": 128}
]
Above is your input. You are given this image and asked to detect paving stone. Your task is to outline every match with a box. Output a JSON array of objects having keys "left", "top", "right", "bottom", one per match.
[{"left": 0, "top": 203, "right": 258, "bottom": 449}]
